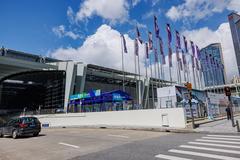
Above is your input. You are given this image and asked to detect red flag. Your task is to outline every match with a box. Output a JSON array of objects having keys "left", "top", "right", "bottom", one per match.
[
  {"left": 134, "top": 38, "right": 139, "bottom": 56},
  {"left": 121, "top": 34, "right": 127, "bottom": 53},
  {"left": 154, "top": 15, "right": 159, "bottom": 38},
  {"left": 148, "top": 31, "right": 153, "bottom": 50},
  {"left": 145, "top": 42, "right": 149, "bottom": 59},
  {"left": 136, "top": 26, "right": 143, "bottom": 44}
]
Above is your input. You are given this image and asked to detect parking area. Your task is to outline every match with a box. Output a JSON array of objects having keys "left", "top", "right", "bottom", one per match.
[{"left": 0, "top": 127, "right": 169, "bottom": 160}]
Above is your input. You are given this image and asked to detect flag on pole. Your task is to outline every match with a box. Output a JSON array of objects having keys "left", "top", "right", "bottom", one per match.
[
  {"left": 176, "top": 30, "right": 181, "bottom": 49},
  {"left": 134, "top": 38, "right": 139, "bottom": 56},
  {"left": 136, "top": 26, "right": 143, "bottom": 44},
  {"left": 166, "top": 23, "right": 172, "bottom": 45},
  {"left": 154, "top": 48, "right": 158, "bottom": 62},
  {"left": 168, "top": 47, "right": 173, "bottom": 67},
  {"left": 154, "top": 15, "right": 159, "bottom": 38},
  {"left": 191, "top": 55, "right": 195, "bottom": 68},
  {"left": 190, "top": 41, "right": 195, "bottom": 57},
  {"left": 159, "top": 37, "right": 164, "bottom": 55},
  {"left": 148, "top": 31, "right": 153, "bottom": 50},
  {"left": 182, "top": 50, "right": 186, "bottom": 65},
  {"left": 183, "top": 36, "right": 188, "bottom": 53},
  {"left": 145, "top": 42, "right": 149, "bottom": 59},
  {"left": 121, "top": 34, "right": 128, "bottom": 53}
]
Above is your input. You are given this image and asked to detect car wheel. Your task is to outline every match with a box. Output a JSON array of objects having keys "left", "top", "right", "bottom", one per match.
[
  {"left": 33, "top": 132, "right": 39, "bottom": 137},
  {"left": 12, "top": 130, "right": 18, "bottom": 139},
  {"left": 0, "top": 132, "right": 3, "bottom": 138}
]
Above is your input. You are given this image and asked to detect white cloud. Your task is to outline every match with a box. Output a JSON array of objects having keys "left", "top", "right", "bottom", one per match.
[
  {"left": 67, "top": 6, "right": 75, "bottom": 24},
  {"left": 182, "top": 22, "right": 238, "bottom": 83},
  {"left": 52, "top": 25, "right": 81, "bottom": 40},
  {"left": 142, "top": 9, "right": 161, "bottom": 20},
  {"left": 166, "top": 0, "right": 240, "bottom": 22},
  {"left": 51, "top": 24, "right": 146, "bottom": 74},
  {"left": 50, "top": 24, "right": 200, "bottom": 86},
  {"left": 227, "top": 0, "right": 240, "bottom": 13},
  {"left": 151, "top": 0, "right": 161, "bottom": 6},
  {"left": 132, "top": 0, "right": 141, "bottom": 7},
  {"left": 76, "top": 0, "right": 129, "bottom": 24}
]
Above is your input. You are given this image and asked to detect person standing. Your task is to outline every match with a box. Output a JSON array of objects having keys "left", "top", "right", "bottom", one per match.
[{"left": 226, "top": 106, "right": 231, "bottom": 120}]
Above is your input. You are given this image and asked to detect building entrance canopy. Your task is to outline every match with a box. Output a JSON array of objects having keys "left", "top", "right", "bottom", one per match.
[{"left": 69, "top": 90, "right": 132, "bottom": 105}]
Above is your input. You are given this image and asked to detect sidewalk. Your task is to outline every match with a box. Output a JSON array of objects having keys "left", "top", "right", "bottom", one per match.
[{"left": 194, "top": 115, "right": 240, "bottom": 133}]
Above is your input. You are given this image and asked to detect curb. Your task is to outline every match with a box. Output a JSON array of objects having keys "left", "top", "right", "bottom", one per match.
[{"left": 42, "top": 125, "right": 197, "bottom": 134}]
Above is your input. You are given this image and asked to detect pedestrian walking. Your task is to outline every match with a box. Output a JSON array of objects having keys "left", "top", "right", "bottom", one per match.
[{"left": 225, "top": 106, "right": 231, "bottom": 120}]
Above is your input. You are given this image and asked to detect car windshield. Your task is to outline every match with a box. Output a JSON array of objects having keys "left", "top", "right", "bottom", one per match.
[{"left": 20, "top": 117, "right": 37, "bottom": 124}]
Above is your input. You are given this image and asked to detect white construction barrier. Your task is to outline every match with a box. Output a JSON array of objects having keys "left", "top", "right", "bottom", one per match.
[{"left": 36, "top": 108, "right": 187, "bottom": 128}]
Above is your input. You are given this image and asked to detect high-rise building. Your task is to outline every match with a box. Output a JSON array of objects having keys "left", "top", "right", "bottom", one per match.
[
  {"left": 200, "top": 43, "right": 226, "bottom": 87},
  {"left": 228, "top": 12, "right": 240, "bottom": 75}
]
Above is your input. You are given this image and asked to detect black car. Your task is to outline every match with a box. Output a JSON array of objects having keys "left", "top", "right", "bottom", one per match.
[{"left": 0, "top": 116, "right": 41, "bottom": 139}]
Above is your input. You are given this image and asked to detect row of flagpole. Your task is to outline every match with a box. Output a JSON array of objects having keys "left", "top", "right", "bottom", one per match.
[{"left": 120, "top": 15, "right": 225, "bottom": 107}]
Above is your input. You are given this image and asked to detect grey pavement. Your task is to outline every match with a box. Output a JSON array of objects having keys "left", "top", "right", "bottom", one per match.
[
  {"left": 195, "top": 115, "right": 240, "bottom": 133},
  {"left": 1, "top": 127, "right": 240, "bottom": 160}
]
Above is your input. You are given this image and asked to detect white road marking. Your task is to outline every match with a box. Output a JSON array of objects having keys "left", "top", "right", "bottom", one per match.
[
  {"left": 196, "top": 139, "right": 240, "bottom": 145},
  {"left": 108, "top": 134, "right": 129, "bottom": 139},
  {"left": 188, "top": 141, "right": 240, "bottom": 149},
  {"left": 58, "top": 142, "right": 79, "bottom": 148},
  {"left": 180, "top": 145, "right": 240, "bottom": 154},
  {"left": 207, "top": 135, "right": 240, "bottom": 138},
  {"left": 155, "top": 154, "right": 192, "bottom": 160},
  {"left": 202, "top": 136, "right": 240, "bottom": 141},
  {"left": 169, "top": 149, "right": 240, "bottom": 160}
]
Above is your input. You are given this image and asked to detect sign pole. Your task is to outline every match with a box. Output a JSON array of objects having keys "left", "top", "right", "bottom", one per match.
[{"left": 185, "top": 82, "right": 195, "bottom": 129}]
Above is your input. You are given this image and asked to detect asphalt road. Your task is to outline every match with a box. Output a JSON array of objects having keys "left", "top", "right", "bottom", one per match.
[{"left": 0, "top": 128, "right": 240, "bottom": 160}]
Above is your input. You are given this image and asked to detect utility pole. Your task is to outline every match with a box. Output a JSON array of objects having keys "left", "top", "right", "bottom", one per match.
[{"left": 185, "top": 82, "right": 195, "bottom": 129}]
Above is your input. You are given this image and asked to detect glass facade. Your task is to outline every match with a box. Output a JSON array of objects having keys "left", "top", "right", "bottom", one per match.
[
  {"left": 228, "top": 12, "right": 240, "bottom": 75},
  {"left": 200, "top": 43, "right": 226, "bottom": 87}
]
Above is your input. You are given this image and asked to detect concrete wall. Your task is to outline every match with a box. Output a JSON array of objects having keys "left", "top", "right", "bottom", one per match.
[{"left": 35, "top": 108, "right": 186, "bottom": 128}]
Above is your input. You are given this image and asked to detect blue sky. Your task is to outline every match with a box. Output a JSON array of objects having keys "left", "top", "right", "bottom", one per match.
[
  {"left": 0, "top": 0, "right": 234, "bottom": 54},
  {"left": 0, "top": 0, "right": 240, "bottom": 81}
]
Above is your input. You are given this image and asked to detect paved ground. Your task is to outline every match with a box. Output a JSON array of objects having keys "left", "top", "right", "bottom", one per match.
[
  {"left": 0, "top": 128, "right": 169, "bottom": 160},
  {"left": 1, "top": 128, "right": 240, "bottom": 160},
  {"left": 195, "top": 115, "right": 240, "bottom": 133}
]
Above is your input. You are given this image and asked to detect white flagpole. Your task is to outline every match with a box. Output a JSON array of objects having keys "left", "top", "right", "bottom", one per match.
[
  {"left": 154, "top": 38, "right": 162, "bottom": 88},
  {"left": 134, "top": 40, "right": 138, "bottom": 105},
  {"left": 120, "top": 35, "right": 125, "bottom": 92},
  {"left": 150, "top": 59, "right": 155, "bottom": 108},
  {"left": 176, "top": 60, "right": 180, "bottom": 84},
  {"left": 137, "top": 48, "right": 142, "bottom": 107},
  {"left": 144, "top": 43, "right": 149, "bottom": 109}
]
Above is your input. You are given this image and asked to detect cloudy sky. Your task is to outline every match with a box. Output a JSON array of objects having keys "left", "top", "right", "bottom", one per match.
[{"left": 0, "top": 0, "right": 240, "bottom": 83}]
